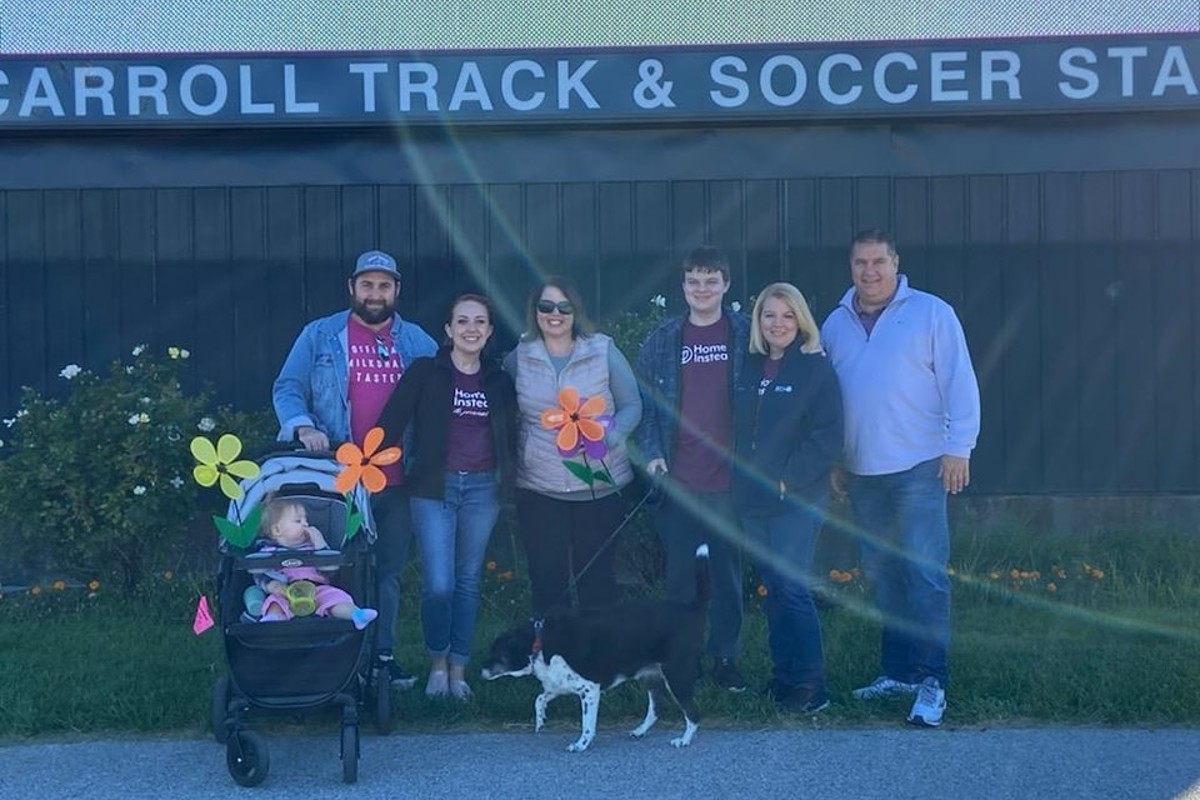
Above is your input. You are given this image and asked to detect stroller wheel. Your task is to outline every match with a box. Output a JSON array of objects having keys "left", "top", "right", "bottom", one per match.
[
  {"left": 341, "top": 725, "right": 359, "bottom": 784},
  {"left": 374, "top": 680, "right": 394, "bottom": 735},
  {"left": 211, "top": 675, "right": 232, "bottom": 744},
  {"left": 226, "top": 730, "right": 269, "bottom": 787}
]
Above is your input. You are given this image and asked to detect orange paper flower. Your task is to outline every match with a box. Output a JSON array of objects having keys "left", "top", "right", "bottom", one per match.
[
  {"left": 335, "top": 426, "right": 402, "bottom": 494},
  {"left": 540, "top": 387, "right": 606, "bottom": 454}
]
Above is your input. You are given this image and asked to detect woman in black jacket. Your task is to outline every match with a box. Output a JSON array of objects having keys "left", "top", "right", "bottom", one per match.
[
  {"left": 378, "top": 293, "right": 517, "bottom": 700},
  {"left": 733, "top": 282, "right": 843, "bottom": 714}
]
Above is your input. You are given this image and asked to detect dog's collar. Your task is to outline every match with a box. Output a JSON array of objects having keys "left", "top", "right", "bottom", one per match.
[{"left": 531, "top": 618, "right": 544, "bottom": 655}]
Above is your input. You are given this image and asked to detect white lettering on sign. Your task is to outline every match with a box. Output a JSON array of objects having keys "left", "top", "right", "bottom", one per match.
[
  {"left": 283, "top": 64, "right": 320, "bottom": 113},
  {"left": 709, "top": 56, "right": 749, "bottom": 108},
  {"left": 349, "top": 62, "right": 388, "bottom": 112},
  {"left": 502, "top": 59, "right": 545, "bottom": 110},
  {"left": 818, "top": 53, "right": 862, "bottom": 105},
  {"left": 399, "top": 62, "right": 438, "bottom": 111},
  {"left": 760, "top": 54, "right": 806, "bottom": 106},
  {"left": 874, "top": 52, "right": 918, "bottom": 103},
  {"left": 930, "top": 51, "right": 969, "bottom": 101},
  {"left": 128, "top": 66, "right": 168, "bottom": 115},
  {"left": 450, "top": 61, "right": 493, "bottom": 110},
  {"left": 1107, "top": 46, "right": 1147, "bottom": 97},
  {"left": 179, "top": 64, "right": 227, "bottom": 116},
  {"left": 558, "top": 60, "right": 599, "bottom": 109},
  {"left": 1153, "top": 46, "right": 1198, "bottom": 96},
  {"left": 20, "top": 67, "right": 65, "bottom": 116},
  {"left": 75, "top": 67, "right": 115, "bottom": 116},
  {"left": 1058, "top": 47, "right": 1098, "bottom": 98},
  {"left": 981, "top": 50, "right": 1021, "bottom": 100},
  {"left": 239, "top": 65, "right": 275, "bottom": 114}
]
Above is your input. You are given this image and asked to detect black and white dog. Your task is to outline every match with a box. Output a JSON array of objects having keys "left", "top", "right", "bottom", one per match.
[{"left": 481, "top": 545, "right": 710, "bottom": 752}]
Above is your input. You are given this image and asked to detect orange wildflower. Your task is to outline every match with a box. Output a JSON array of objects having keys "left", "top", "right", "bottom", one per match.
[
  {"left": 52, "top": 580, "right": 66, "bottom": 591},
  {"left": 30, "top": 586, "right": 42, "bottom": 596},
  {"left": 540, "top": 387, "right": 606, "bottom": 454},
  {"left": 1046, "top": 582, "right": 1057, "bottom": 592},
  {"left": 88, "top": 580, "right": 100, "bottom": 591},
  {"left": 335, "top": 426, "right": 402, "bottom": 494},
  {"left": 757, "top": 584, "right": 768, "bottom": 597},
  {"left": 486, "top": 561, "right": 498, "bottom": 572}
]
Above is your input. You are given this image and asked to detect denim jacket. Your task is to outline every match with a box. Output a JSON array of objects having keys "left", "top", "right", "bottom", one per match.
[
  {"left": 272, "top": 309, "right": 438, "bottom": 444},
  {"left": 634, "top": 308, "right": 751, "bottom": 467}
]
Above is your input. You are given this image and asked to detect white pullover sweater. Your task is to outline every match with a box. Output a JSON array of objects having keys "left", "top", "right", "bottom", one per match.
[{"left": 821, "top": 275, "right": 980, "bottom": 476}]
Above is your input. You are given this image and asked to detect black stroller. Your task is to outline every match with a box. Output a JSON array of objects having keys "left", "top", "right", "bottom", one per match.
[{"left": 209, "top": 451, "right": 393, "bottom": 786}]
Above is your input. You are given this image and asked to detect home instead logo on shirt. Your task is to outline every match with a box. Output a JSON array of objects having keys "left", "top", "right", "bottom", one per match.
[
  {"left": 680, "top": 342, "right": 728, "bottom": 365},
  {"left": 452, "top": 386, "right": 489, "bottom": 417}
]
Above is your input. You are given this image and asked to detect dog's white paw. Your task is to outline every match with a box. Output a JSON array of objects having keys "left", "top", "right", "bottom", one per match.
[
  {"left": 567, "top": 738, "right": 592, "bottom": 752},
  {"left": 669, "top": 736, "right": 691, "bottom": 748},
  {"left": 629, "top": 730, "right": 645, "bottom": 740}
]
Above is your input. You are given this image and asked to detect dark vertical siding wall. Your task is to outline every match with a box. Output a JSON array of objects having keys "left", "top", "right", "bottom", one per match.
[{"left": 1, "top": 171, "right": 1196, "bottom": 495}]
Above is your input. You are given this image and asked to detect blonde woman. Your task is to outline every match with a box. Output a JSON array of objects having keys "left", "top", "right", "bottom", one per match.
[{"left": 732, "top": 282, "right": 843, "bottom": 714}]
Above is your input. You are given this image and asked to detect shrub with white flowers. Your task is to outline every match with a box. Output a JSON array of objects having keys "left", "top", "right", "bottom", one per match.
[{"left": 0, "top": 345, "right": 275, "bottom": 593}]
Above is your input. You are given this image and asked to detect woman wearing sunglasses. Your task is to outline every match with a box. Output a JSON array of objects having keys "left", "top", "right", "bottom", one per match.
[{"left": 503, "top": 277, "right": 643, "bottom": 614}]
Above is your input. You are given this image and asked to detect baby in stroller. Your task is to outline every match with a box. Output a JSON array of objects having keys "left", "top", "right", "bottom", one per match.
[{"left": 245, "top": 496, "right": 378, "bottom": 630}]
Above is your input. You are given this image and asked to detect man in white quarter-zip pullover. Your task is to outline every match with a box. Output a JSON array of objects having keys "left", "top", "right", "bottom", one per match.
[{"left": 821, "top": 229, "right": 980, "bottom": 729}]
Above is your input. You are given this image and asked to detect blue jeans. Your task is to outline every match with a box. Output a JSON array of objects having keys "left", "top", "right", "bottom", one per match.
[
  {"left": 371, "top": 487, "right": 413, "bottom": 655},
  {"left": 741, "top": 496, "right": 827, "bottom": 690},
  {"left": 410, "top": 472, "right": 500, "bottom": 666},
  {"left": 850, "top": 458, "right": 951, "bottom": 686},
  {"left": 657, "top": 484, "right": 743, "bottom": 659}
]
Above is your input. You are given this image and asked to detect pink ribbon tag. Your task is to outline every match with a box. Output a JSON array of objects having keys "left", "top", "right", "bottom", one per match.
[{"left": 192, "top": 595, "right": 215, "bottom": 635}]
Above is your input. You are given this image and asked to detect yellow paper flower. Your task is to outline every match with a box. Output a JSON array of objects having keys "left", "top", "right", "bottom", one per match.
[{"left": 191, "top": 434, "right": 260, "bottom": 500}]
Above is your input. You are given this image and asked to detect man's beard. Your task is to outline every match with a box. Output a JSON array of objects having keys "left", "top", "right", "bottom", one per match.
[{"left": 351, "top": 297, "right": 395, "bottom": 325}]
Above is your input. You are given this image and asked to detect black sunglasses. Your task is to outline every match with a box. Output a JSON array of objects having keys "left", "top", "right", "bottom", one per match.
[
  {"left": 374, "top": 334, "right": 392, "bottom": 361},
  {"left": 536, "top": 299, "right": 575, "bottom": 315}
]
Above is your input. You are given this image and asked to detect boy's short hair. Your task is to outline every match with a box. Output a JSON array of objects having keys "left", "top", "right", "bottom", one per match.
[{"left": 681, "top": 246, "right": 730, "bottom": 282}]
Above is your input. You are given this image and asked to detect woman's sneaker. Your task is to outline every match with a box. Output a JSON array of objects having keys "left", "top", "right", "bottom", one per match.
[
  {"left": 851, "top": 675, "right": 919, "bottom": 700},
  {"left": 906, "top": 677, "right": 946, "bottom": 727}
]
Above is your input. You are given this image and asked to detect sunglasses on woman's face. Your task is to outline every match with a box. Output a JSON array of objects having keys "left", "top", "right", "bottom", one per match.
[{"left": 536, "top": 299, "right": 574, "bottom": 315}]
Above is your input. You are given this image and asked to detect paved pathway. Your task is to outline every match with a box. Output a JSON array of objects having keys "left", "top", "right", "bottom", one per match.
[{"left": 2, "top": 726, "right": 1198, "bottom": 799}]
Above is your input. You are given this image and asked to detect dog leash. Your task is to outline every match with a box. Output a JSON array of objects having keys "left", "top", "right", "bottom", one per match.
[{"left": 558, "top": 482, "right": 657, "bottom": 606}]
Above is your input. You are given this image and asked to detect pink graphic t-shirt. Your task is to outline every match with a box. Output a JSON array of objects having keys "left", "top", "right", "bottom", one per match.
[{"left": 347, "top": 317, "right": 405, "bottom": 486}]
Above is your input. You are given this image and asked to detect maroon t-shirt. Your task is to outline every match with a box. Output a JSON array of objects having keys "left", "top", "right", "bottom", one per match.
[
  {"left": 670, "top": 317, "right": 733, "bottom": 492},
  {"left": 444, "top": 366, "right": 494, "bottom": 472}
]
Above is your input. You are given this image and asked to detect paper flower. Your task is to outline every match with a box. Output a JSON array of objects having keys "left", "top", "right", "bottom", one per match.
[
  {"left": 335, "top": 426, "right": 401, "bottom": 494},
  {"left": 540, "top": 387, "right": 614, "bottom": 488},
  {"left": 540, "top": 387, "right": 609, "bottom": 459},
  {"left": 191, "top": 433, "right": 260, "bottom": 500}
]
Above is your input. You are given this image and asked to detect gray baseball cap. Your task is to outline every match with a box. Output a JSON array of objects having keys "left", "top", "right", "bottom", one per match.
[{"left": 351, "top": 250, "right": 401, "bottom": 281}]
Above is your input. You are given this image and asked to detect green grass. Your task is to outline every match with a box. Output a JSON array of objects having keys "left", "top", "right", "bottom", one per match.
[{"left": 2, "top": 528, "right": 1199, "bottom": 740}]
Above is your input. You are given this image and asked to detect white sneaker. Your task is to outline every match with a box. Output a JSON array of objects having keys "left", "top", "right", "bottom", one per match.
[
  {"left": 907, "top": 677, "right": 946, "bottom": 727},
  {"left": 852, "top": 675, "right": 919, "bottom": 700}
]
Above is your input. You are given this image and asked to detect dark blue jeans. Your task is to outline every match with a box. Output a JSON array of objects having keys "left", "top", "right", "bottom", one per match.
[
  {"left": 656, "top": 484, "right": 743, "bottom": 659},
  {"left": 410, "top": 472, "right": 500, "bottom": 666},
  {"left": 850, "top": 458, "right": 951, "bottom": 686},
  {"left": 741, "top": 496, "right": 828, "bottom": 691},
  {"left": 371, "top": 487, "right": 413, "bottom": 655}
]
